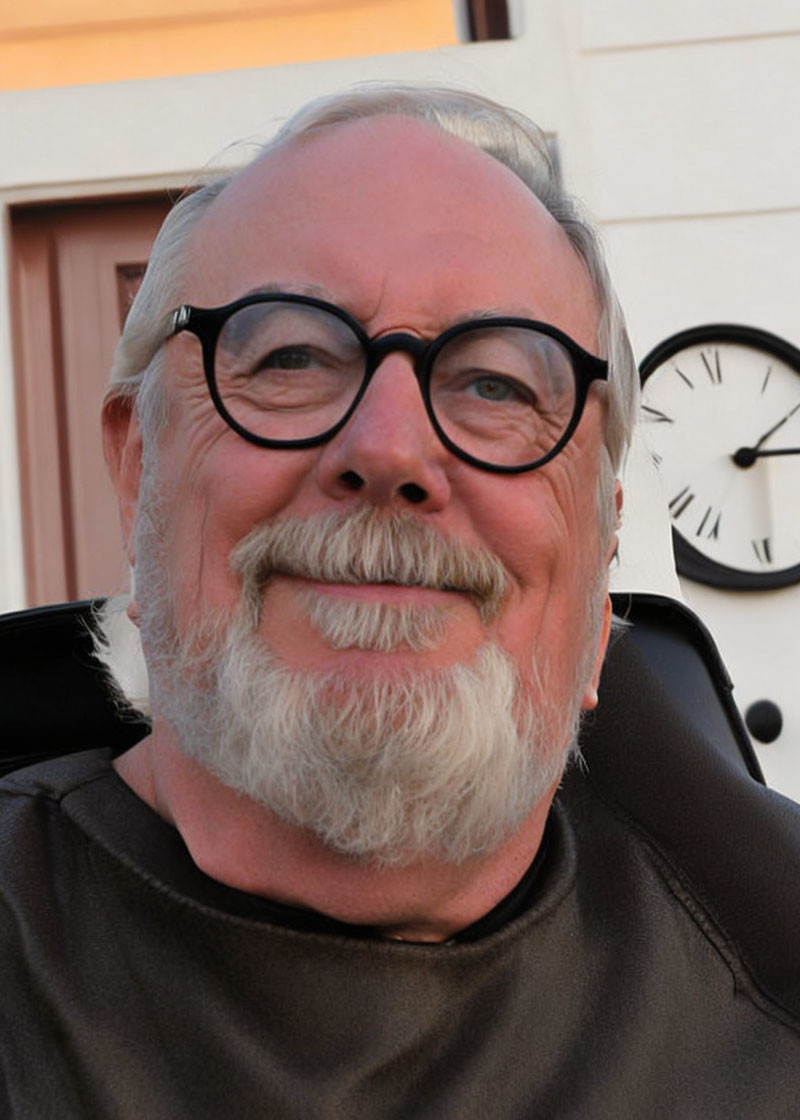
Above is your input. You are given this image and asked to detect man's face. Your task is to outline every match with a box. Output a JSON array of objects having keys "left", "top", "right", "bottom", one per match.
[
  {"left": 117, "top": 116, "right": 613, "bottom": 860},
  {"left": 148, "top": 117, "right": 609, "bottom": 701}
]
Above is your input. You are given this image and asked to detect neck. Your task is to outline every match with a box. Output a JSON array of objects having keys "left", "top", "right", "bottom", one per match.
[{"left": 114, "top": 727, "right": 557, "bottom": 943}]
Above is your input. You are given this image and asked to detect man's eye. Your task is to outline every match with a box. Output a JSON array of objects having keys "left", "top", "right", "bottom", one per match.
[
  {"left": 467, "top": 375, "right": 531, "bottom": 404},
  {"left": 258, "top": 345, "right": 315, "bottom": 371}
]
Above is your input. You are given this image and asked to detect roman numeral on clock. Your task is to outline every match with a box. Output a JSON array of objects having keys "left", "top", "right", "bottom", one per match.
[
  {"left": 752, "top": 537, "right": 772, "bottom": 564},
  {"left": 696, "top": 506, "right": 721, "bottom": 539},
  {"left": 701, "top": 349, "right": 722, "bottom": 385},
  {"left": 669, "top": 485, "right": 695, "bottom": 519},
  {"left": 642, "top": 405, "right": 674, "bottom": 424}
]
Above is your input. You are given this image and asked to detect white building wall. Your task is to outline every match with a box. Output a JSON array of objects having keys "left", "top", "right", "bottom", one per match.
[
  {"left": 0, "top": 0, "right": 798, "bottom": 790},
  {"left": 568, "top": 2, "right": 800, "bottom": 795}
]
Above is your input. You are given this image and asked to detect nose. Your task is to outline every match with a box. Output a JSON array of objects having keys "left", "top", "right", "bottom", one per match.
[{"left": 315, "top": 353, "right": 452, "bottom": 510}]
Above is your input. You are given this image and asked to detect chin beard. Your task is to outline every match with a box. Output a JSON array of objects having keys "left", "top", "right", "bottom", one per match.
[{"left": 138, "top": 508, "right": 592, "bottom": 866}]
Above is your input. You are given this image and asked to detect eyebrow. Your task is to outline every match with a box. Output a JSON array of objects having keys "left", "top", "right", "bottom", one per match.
[
  {"left": 452, "top": 305, "right": 542, "bottom": 324},
  {"left": 240, "top": 281, "right": 339, "bottom": 303}
]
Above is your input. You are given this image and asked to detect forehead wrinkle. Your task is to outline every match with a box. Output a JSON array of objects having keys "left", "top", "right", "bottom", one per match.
[{"left": 355, "top": 267, "right": 390, "bottom": 332}]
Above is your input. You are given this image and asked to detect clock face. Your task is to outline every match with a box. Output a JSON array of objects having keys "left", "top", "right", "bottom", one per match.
[{"left": 639, "top": 324, "right": 800, "bottom": 590}]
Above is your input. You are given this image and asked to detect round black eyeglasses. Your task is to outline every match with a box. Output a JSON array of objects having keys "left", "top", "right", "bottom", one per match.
[{"left": 170, "top": 292, "right": 608, "bottom": 474}]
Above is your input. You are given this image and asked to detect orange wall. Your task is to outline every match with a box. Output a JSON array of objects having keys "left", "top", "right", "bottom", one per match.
[{"left": 0, "top": 0, "right": 459, "bottom": 91}]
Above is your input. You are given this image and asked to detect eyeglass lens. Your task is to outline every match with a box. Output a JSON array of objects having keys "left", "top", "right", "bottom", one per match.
[{"left": 214, "top": 300, "right": 578, "bottom": 467}]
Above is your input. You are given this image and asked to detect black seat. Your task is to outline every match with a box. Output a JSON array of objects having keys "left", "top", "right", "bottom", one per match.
[{"left": 0, "top": 600, "right": 149, "bottom": 777}]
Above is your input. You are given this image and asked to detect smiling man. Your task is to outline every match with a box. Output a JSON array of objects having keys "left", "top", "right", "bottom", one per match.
[
  {"left": 106, "top": 102, "right": 619, "bottom": 940},
  {"left": 2, "top": 86, "right": 800, "bottom": 1117}
]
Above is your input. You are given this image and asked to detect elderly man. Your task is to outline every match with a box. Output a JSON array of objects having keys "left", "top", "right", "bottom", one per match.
[{"left": 2, "top": 86, "right": 799, "bottom": 1117}]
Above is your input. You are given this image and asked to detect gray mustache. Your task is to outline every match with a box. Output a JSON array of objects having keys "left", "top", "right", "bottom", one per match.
[{"left": 230, "top": 507, "right": 509, "bottom": 620}]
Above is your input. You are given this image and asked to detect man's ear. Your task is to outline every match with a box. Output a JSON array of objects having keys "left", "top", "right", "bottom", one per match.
[
  {"left": 102, "top": 395, "right": 143, "bottom": 566},
  {"left": 582, "top": 482, "right": 622, "bottom": 711},
  {"left": 606, "top": 479, "right": 624, "bottom": 566},
  {"left": 581, "top": 593, "right": 612, "bottom": 712}
]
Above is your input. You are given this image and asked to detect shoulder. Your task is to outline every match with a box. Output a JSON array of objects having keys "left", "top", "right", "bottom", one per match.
[
  {"left": 0, "top": 748, "right": 114, "bottom": 804},
  {"left": 0, "top": 749, "right": 114, "bottom": 858}
]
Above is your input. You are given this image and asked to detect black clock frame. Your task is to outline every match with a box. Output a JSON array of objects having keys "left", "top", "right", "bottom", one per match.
[{"left": 639, "top": 323, "right": 800, "bottom": 592}]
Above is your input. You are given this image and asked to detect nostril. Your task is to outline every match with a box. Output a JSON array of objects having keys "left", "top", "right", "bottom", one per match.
[
  {"left": 400, "top": 482, "right": 427, "bottom": 504},
  {"left": 340, "top": 470, "right": 364, "bottom": 492}
]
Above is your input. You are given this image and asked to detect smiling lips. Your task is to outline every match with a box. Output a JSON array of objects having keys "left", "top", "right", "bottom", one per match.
[
  {"left": 230, "top": 507, "right": 510, "bottom": 623},
  {"left": 288, "top": 574, "right": 465, "bottom": 607}
]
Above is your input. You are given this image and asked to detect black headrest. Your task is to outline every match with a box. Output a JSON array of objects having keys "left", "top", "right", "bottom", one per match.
[{"left": 0, "top": 600, "right": 149, "bottom": 776}]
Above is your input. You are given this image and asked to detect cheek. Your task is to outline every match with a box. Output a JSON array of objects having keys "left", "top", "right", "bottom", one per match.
[
  {"left": 154, "top": 430, "right": 318, "bottom": 620},
  {"left": 534, "top": 490, "right": 606, "bottom": 693},
  {"left": 495, "top": 465, "right": 600, "bottom": 595},
  {"left": 487, "top": 453, "right": 604, "bottom": 677}
]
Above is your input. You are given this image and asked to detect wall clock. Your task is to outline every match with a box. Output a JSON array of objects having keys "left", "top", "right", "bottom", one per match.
[{"left": 639, "top": 324, "right": 800, "bottom": 590}]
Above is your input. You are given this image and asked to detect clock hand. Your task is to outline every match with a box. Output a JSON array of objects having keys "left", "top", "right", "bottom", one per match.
[
  {"left": 753, "top": 400, "right": 800, "bottom": 449},
  {"left": 733, "top": 445, "right": 800, "bottom": 467}
]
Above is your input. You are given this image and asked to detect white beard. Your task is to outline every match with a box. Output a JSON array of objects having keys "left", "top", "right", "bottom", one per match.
[{"left": 137, "top": 507, "right": 596, "bottom": 866}]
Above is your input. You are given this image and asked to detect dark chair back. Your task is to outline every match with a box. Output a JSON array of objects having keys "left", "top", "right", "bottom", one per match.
[{"left": 0, "top": 600, "right": 149, "bottom": 777}]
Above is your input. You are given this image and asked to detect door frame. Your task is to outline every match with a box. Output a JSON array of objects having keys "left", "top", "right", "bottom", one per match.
[{"left": 9, "top": 193, "right": 175, "bottom": 604}]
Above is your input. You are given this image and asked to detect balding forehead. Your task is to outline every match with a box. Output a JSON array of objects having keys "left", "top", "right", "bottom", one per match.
[
  {"left": 200, "top": 115, "right": 562, "bottom": 246},
  {"left": 185, "top": 114, "right": 600, "bottom": 352}
]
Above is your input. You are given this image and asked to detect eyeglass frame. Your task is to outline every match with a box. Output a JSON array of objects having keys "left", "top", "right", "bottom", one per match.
[{"left": 170, "top": 291, "right": 609, "bottom": 475}]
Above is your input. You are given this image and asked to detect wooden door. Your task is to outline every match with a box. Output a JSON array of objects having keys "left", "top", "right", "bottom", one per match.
[{"left": 10, "top": 197, "right": 173, "bottom": 606}]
